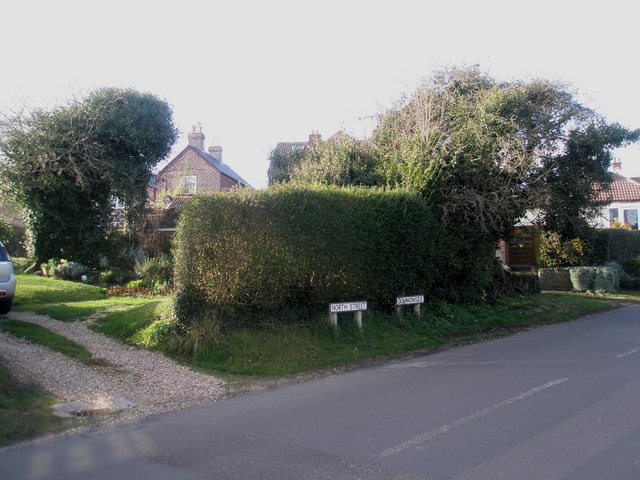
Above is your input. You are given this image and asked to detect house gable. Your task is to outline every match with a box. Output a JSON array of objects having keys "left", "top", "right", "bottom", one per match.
[
  {"left": 157, "top": 145, "right": 249, "bottom": 195},
  {"left": 158, "top": 145, "right": 223, "bottom": 194}
]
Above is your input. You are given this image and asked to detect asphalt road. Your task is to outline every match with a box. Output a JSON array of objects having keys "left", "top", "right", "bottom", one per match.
[{"left": 2, "top": 305, "right": 640, "bottom": 479}]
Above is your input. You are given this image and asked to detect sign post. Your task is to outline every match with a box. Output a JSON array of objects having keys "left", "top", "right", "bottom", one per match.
[
  {"left": 329, "top": 301, "right": 368, "bottom": 329},
  {"left": 395, "top": 295, "right": 425, "bottom": 317}
]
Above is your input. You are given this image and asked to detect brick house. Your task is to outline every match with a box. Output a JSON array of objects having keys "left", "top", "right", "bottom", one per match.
[
  {"left": 151, "top": 124, "right": 250, "bottom": 232},
  {"left": 154, "top": 124, "right": 249, "bottom": 196}
]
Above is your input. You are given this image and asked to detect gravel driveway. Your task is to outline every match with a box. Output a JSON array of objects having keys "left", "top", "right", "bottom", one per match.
[{"left": 0, "top": 311, "right": 228, "bottom": 426}]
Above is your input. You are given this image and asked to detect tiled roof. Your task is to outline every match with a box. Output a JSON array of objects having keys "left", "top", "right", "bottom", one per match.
[
  {"left": 273, "top": 131, "right": 354, "bottom": 155},
  {"left": 274, "top": 142, "right": 307, "bottom": 155},
  {"left": 594, "top": 173, "right": 640, "bottom": 203},
  {"left": 156, "top": 196, "right": 192, "bottom": 230},
  {"left": 198, "top": 148, "right": 250, "bottom": 186}
]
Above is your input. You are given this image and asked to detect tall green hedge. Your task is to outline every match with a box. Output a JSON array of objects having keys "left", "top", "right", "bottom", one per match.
[
  {"left": 599, "top": 229, "right": 640, "bottom": 264},
  {"left": 173, "top": 185, "right": 494, "bottom": 327}
]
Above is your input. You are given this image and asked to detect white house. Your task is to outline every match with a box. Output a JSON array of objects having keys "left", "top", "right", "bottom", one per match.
[
  {"left": 592, "top": 172, "right": 640, "bottom": 230},
  {"left": 497, "top": 167, "right": 640, "bottom": 272}
]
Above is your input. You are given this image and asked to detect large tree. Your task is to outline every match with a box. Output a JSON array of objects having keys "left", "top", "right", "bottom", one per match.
[
  {"left": 0, "top": 88, "right": 178, "bottom": 264},
  {"left": 374, "top": 66, "right": 640, "bottom": 240}
]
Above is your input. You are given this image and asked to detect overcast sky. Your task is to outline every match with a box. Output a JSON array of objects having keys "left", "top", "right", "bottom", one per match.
[{"left": 2, "top": 0, "right": 638, "bottom": 188}]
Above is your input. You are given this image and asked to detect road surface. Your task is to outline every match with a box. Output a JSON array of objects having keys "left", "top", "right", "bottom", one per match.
[{"left": 2, "top": 305, "right": 640, "bottom": 479}]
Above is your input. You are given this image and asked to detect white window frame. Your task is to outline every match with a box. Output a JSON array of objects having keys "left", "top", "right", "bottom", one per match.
[
  {"left": 178, "top": 175, "right": 197, "bottom": 194},
  {"left": 624, "top": 209, "right": 638, "bottom": 230}
]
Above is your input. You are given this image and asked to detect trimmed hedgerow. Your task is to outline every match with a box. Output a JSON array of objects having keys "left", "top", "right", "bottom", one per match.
[
  {"left": 599, "top": 229, "right": 640, "bottom": 264},
  {"left": 172, "top": 184, "right": 493, "bottom": 328}
]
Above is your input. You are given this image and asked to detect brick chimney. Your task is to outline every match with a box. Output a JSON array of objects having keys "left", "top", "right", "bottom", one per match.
[
  {"left": 188, "top": 123, "right": 205, "bottom": 151},
  {"left": 308, "top": 130, "right": 322, "bottom": 143},
  {"left": 612, "top": 159, "right": 622, "bottom": 173},
  {"left": 208, "top": 145, "right": 223, "bottom": 162}
]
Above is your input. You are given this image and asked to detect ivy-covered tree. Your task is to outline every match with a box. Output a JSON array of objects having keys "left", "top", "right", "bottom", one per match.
[
  {"left": 267, "top": 148, "right": 305, "bottom": 185},
  {"left": 0, "top": 88, "right": 178, "bottom": 264},
  {"left": 374, "top": 66, "right": 640, "bottom": 240},
  {"left": 290, "top": 134, "right": 382, "bottom": 187}
]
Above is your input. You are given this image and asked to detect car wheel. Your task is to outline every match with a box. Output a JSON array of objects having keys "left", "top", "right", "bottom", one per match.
[{"left": 0, "top": 299, "right": 12, "bottom": 314}]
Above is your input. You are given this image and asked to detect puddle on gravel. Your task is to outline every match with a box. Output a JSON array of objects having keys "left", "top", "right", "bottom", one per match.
[{"left": 52, "top": 397, "right": 134, "bottom": 418}]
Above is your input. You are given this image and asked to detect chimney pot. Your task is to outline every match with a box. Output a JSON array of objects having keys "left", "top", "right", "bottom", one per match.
[
  {"left": 209, "top": 145, "right": 223, "bottom": 162},
  {"left": 188, "top": 123, "right": 205, "bottom": 150},
  {"left": 308, "top": 131, "right": 322, "bottom": 143},
  {"left": 612, "top": 159, "right": 622, "bottom": 172}
]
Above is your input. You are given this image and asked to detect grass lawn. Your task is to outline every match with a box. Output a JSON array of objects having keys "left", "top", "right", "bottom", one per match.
[{"left": 12, "top": 273, "right": 157, "bottom": 321}]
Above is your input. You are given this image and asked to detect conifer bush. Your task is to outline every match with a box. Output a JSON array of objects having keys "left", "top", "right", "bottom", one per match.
[{"left": 173, "top": 185, "right": 491, "bottom": 327}]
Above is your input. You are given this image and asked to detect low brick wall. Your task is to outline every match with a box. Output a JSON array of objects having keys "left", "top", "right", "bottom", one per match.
[{"left": 538, "top": 268, "right": 572, "bottom": 291}]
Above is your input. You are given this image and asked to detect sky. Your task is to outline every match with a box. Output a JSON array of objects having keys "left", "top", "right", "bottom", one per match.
[{"left": 1, "top": 0, "right": 639, "bottom": 188}]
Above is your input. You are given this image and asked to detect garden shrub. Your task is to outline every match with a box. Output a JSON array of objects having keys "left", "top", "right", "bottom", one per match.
[
  {"left": 569, "top": 266, "right": 617, "bottom": 292},
  {"left": 173, "top": 185, "right": 493, "bottom": 329},
  {"left": 592, "top": 266, "right": 616, "bottom": 293},
  {"left": 603, "top": 262, "right": 622, "bottom": 290},
  {"left": 569, "top": 267, "right": 597, "bottom": 292},
  {"left": 126, "top": 279, "right": 145, "bottom": 289},
  {"left": 538, "top": 231, "right": 605, "bottom": 268},
  {"left": 135, "top": 254, "right": 173, "bottom": 290},
  {"left": 51, "top": 260, "right": 88, "bottom": 280},
  {"left": 98, "top": 267, "right": 133, "bottom": 286}
]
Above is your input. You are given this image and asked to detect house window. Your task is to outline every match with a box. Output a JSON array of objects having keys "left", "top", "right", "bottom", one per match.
[
  {"left": 178, "top": 175, "right": 197, "bottom": 194},
  {"left": 609, "top": 208, "right": 619, "bottom": 227},
  {"left": 624, "top": 209, "right": 638, "bottom": 230}
]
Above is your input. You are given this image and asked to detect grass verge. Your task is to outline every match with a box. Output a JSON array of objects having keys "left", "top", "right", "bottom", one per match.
[
  {"left": 190, "top": 293, "right": 631, "bottom": 375},
  {"left": 0, "top": 320, "right": 109, "bottom": 367},
  {"left": 94, "top": 290, "right": 640, "bottom": 376},
  {"left": 0, "top": 360, "right": 75, "bottom": 447}
]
